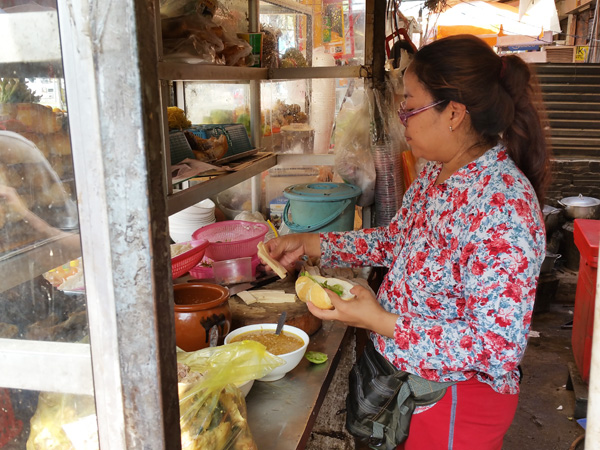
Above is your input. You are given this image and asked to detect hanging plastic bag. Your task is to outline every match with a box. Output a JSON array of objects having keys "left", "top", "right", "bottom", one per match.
[{"left": 332, "top": 83, "right": 376, "bottom": 207}]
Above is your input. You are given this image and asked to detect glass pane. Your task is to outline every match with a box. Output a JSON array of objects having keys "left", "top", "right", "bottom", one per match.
[
  {"left": 160, "top": 0, "right": 250, "bottom": 65},
  {"left": 185, "top": 81, "right": 250, "bottom": 128},
  {"left": 1, "top": 1, "right": 85, "bottom": 343},
  {"left": 0, "top": 0, "right": 96, "bottom": 444},
  {"left": 260, "top": 0, "right": 366, "bottom": 66},
  {"left": 261, "top": 77, "right": 364, "bottom": 154},
  {"left": 261, "top": 79, "right": 310, "bottom": 152},
  {"left": 1, "top": 387, "right": 96, "bottom": 448}
]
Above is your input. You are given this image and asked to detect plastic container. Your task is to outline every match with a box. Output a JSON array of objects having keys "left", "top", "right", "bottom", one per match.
[
  {"left": 213, "top": 257, "right": 253, "bottom": 284},
  {"left": 171, "top": 239, "right": 210, "bottom": 279},
  {"left": 282, "top": 182, "right": 361, "bottom": 233},
  {"left": 572, "top": 219, "right": 599, "bottom": 383},
  {"left": 280, "top": 124, "right": 315, "bottom": 154},
  {"left": 192, "top": 220, "right": 268, "bottom": 261},
  {"left": 190, "top": 254, "right": 259, "bottom": 280}
]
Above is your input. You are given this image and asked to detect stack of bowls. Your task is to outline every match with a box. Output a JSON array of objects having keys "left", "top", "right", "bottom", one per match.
[{"left": 169, "top": 198, "right": 216, "bottom": 243}]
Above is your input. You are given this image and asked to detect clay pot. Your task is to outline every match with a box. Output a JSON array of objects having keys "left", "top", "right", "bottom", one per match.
[{"left": 173, "top": 282, "right": 231, "bottom": 351}]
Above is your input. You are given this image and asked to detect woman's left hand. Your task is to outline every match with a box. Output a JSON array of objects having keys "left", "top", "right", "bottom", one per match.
[{"left": 306, "top": 284, "right": 397, "bottom": 338}]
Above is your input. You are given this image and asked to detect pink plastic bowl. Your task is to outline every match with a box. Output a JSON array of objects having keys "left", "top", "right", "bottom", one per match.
[{"left": 192, "top": 220, "right": 268, "bottom": 261}]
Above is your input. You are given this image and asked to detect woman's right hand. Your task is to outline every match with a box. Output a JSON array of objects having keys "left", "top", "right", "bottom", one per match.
[{"left": 264, "top": 233, "right": 320, "bottom": 273}]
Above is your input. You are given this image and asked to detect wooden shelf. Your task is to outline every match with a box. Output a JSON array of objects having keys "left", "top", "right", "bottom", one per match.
[
  {"left": 158, "top": 63, "right": 368, "bottom": 82},
  {"left": 167, "top": 153, "right": 277, "bottom": 215}
]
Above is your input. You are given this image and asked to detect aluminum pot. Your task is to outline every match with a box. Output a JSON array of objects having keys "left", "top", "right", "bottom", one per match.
[
  {"left": 541, "top": 253, "right": 561, "bottom": 274},
  {"left": 558, "top": 194, "right": 600, "bottom": 220},
  {"left": 542, "top": 205, "right": 561, "bottom": 234}
]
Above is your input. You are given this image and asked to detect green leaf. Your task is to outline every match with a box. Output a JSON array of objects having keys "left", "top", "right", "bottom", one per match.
[{"left": 322, "top": 281, "right": 344, "bottom": 297}]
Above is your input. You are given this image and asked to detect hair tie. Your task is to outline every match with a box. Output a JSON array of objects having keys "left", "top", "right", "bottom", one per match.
[{"left": 499, "top": 56, "right": 507, "bottom": 80}]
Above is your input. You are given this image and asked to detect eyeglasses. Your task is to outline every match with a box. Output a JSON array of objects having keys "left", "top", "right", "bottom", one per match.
[{"left": 398, "top": 99, "right": 447, "bottom": 127}]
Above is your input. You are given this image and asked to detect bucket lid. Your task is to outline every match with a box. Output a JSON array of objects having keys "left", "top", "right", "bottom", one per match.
[{"left": 283, "top": 182, "right": 361, "bottom": 201}]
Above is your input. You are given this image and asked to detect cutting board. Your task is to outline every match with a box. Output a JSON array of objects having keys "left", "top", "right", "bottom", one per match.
[{"left": 229, "top": 278, "right": 322, "bottom": 336}]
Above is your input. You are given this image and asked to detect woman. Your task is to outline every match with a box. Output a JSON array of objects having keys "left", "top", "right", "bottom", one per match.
[{"left": 264, "top": 35, "right": 550, "bottom": 449}]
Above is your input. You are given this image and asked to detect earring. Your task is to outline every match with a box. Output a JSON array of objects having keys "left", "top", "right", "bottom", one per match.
[{"left": 449, "top": 126, "right": 453, "bottom": 132}]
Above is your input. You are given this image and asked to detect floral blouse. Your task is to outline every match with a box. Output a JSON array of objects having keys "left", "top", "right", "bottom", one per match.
[{"left": 320, "top": 144, "right": 545, "bottom": 394}]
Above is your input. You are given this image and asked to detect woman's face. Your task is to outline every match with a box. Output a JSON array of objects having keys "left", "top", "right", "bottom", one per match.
[{"left": 401, "top": 70, "right": 448, "bottom": 161}]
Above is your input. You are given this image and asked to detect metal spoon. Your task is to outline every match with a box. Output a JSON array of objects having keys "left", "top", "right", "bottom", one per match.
[{"left": 275, "top": 311, "right": 287, "bottom": 336}]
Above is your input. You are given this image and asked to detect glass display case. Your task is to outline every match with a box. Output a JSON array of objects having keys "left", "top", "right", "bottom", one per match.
[{"left": 0, "top": 2, "right": 95, "bottom": 447}]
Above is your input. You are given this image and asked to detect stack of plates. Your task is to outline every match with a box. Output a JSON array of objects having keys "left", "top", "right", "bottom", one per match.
[
  {"left": 373, "top": 144, "right": 404, "bottom": 227},
  {"left": 169, "top": 198, "right": 216, "bottom": 243}
]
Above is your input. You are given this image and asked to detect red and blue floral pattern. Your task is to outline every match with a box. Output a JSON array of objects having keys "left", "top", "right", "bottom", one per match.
[{"left": 321, "top": 145, "right": 545, "bottom": 394}]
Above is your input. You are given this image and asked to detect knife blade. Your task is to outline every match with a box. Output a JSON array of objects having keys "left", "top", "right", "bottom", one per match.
[
  {"left": 186, "top": 274, "right": 282, "bottom": 295},
  {"left": 227, "top": 274, "right": 281, "bottom": 296}
]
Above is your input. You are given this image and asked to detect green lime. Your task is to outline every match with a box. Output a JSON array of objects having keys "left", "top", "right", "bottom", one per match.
[{"left": 305, "top": 351, "right": 328, "bottom": 364}]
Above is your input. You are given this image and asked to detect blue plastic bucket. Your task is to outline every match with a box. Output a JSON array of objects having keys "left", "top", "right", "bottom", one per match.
[{"left": 283, "top": 182, "right": 361, "bottom": 233}]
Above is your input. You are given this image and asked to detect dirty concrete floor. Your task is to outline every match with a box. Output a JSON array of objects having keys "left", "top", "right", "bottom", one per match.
[{"left": 306, "top": 268, "right": 587, "bottom": 450}]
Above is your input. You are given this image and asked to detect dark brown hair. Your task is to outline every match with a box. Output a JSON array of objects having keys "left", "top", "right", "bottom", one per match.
[{"left": 409, "top": 34, "right": 551, "bottom": 204}]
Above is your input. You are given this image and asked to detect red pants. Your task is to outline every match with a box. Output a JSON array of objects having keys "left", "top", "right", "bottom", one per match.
[{"left": 399, "top": 378, "right": 518, "bottom": 450}]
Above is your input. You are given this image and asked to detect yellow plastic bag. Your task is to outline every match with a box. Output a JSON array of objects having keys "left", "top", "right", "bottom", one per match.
[
  {"left": 26, "top": 342, "right": 283, "bottom": 450},
  {"left": 177, "top": 341, "right": 284, "bottom": 450},
  {"left": 26, "top": 392, "right": 97, "bottom": 450},
  {"left": 176, "top": 340, "right": 284, "bottom": 387}
]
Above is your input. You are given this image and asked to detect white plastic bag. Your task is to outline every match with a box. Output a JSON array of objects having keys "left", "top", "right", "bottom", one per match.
[{"left": 332, "top": 84, "right": 376, "bottom": 207}]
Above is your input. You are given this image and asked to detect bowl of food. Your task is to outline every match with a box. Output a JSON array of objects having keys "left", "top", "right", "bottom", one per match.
[{"left": 224, "top": 323, "right": 309, "bottom": 381}]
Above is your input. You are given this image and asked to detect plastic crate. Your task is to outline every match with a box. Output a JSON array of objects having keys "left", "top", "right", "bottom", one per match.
[
  {"left": 169, "top": 131, "right": 195, "bottom": 165},
  {"left": 188, "top": 124, "right": 253, "bottom": 158}
]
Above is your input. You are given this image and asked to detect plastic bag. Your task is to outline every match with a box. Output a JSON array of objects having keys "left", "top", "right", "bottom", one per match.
[
  {"left": 161, "top": 10, "right": 252, "bottom": 66},
  {"left": 26, "top": 392, "right": 97, "bottom": 450},
  {"left": 177, "top": 341, "right": 284, "bottom": 450},
  {"left": 26, "top": 342, "right": 283, "bottom": 450},
  {"left": 332, "top": 84, "right": 376, "bottom": 207},
  {"left": 176, "top": 340, "right": 284, "bottom": 388}
]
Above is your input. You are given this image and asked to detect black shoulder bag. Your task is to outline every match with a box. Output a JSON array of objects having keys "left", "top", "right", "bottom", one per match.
[{"left": 346, "top": 340, "right": 455, "bottom": 450}]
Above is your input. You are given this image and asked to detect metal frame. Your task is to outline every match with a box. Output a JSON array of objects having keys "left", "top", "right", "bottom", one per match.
[{"left": 56, "top": 0, "right": 180, "bottom": 448}]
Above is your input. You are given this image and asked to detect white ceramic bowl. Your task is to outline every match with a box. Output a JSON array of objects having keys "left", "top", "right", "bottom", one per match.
[
  {"left": 224, "top": 323, "right": 309, "bottom": 382},
  {"left": 237, "top": 379, "right": 254, "bottom": 397}
]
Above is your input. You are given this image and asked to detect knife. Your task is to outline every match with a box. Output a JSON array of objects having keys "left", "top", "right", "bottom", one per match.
[
  {"left": 187, "top": 274, "right": 281, "bottom": 296},
  {"left": 227, "top": 274, "right": 281, "bottom": 296}
]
